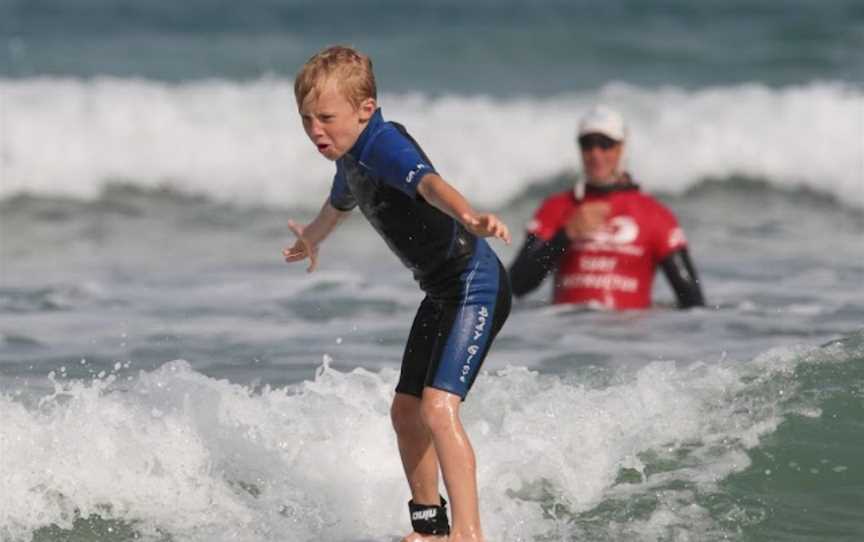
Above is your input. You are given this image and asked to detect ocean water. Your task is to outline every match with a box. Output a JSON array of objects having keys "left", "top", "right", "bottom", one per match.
[{"left": 1, "top": 1, "right": 863, "bottom": 541}]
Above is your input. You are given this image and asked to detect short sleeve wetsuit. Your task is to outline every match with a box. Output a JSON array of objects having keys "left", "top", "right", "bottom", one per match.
[{"left": 330, "top": 108, "right": 511, "bottom": 398}]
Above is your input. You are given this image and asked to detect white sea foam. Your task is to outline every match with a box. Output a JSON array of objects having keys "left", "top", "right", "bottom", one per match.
[
  {"left": 0, "top": 342, "right": 837, "bottom": 541},
  {"left": 1, "top": 77, "right": 861, "bottom": 208}
]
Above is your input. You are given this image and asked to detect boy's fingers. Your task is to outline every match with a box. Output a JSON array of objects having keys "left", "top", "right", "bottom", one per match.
[
  {"left": 461, "top": 213, "right": 480, "bottom": 226},
  {"left": 491, "top": 218, "right": 505, "bottom": 235},
  {"left": 287, "top": 220, "right": 304, "bottom": 237},
  {"left": 284, "top": 248, "right": 318, "bottom": 271},
  {"left": 306, "top": 249, "right": 319, "bottom": 273},
  {"left": 283, "top": 249, "right": 306, "bottom": 261},
  {"left": 463, "top": 213, "right": 510, "bottom": 243},
  {"left": 287, "top": 220, "right": 317, "bottom": 271},
  {"left": 285, "top": 220, "right": 318, "bottom": 272},
  {"left": 498, "top": 224, "right": 511, "bottom": 244}
]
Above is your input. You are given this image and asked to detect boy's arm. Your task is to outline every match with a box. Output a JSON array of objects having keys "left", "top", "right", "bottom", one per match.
[
  {"left": 283, "top": 198, "right": 351, "bottom": 272},
  {"left": 417, "top": 173, "right": 511, "bottom": 244}
]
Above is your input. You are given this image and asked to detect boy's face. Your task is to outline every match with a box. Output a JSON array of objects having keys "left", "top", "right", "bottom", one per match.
[{"left": 299, "top": 78, "right": 376, "bottom": 161}]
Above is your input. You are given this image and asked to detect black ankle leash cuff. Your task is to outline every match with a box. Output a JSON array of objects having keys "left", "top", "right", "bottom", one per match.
[{"left": 408, "top": 496, "right": 450, "bottom": 535}]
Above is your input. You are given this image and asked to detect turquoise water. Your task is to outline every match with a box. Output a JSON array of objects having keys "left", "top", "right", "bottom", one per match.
[{"left": 2, "top": 0, "right": 863, "bottom": 91}]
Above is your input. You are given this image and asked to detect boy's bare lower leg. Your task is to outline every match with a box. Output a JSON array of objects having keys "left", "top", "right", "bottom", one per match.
[
  {"left": 392, "top": 394, "right": 442, "bottom": 503},
  {"left": 392, "top": 389, "right": 485, "bottom": 541},
  {"left": 421, "top": 387, "right": 484, "bottom": 541},
  {"left": 392, "top": 393, "right": 446, "bottom": 541}
]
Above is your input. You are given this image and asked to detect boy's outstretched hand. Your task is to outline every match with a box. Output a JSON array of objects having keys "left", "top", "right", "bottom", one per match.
[
  {"left": 462, "top": 212, "right": 511, "bottom": 245},
  {"left": 283, "top": 220, "right": 319, "bottom": 272}
]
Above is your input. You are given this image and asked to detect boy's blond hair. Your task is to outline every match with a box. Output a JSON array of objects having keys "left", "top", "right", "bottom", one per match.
[{"left": 294, "top": 45, "right": 377, "bottom": 109}]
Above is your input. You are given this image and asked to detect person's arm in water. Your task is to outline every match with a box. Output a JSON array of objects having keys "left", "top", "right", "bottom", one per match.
[
  {"left": 282, "top": 198, "right": 351, "bottom": 272},
  {"left": 417, "top": 173, "right": 511, "bottom": 244},
  {"left": 659, "top": 248, "right": 705, "bottom": 308},
  {"left": 508, "top": 232, "right": 569, "bottom": 296},
  {"left": 509, "top": 201, "right": 609, "bottom": 297}
]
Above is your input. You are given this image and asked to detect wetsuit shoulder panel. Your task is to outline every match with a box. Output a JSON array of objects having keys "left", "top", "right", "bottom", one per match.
[{"left": 361, "top": 124, "right": 437, "bottom": 199}]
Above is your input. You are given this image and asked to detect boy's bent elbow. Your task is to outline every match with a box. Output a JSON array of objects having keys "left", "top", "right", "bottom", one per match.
[{"left": 416, "top": 173, "right": 444, "bottom": 200}]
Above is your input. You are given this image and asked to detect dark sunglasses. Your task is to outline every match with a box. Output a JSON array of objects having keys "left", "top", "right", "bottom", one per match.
[{"left": 578, "top": 134, "right": 619, "bottom": 151}]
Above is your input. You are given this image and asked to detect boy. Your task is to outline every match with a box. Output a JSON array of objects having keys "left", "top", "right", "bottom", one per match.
[{"left": 283, "top": 45, "right": 512, "bottom": 542}]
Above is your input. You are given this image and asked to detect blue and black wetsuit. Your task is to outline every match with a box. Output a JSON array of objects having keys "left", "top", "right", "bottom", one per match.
[{"left": 330, "top": 108, "right": 511, "bottom": 399}]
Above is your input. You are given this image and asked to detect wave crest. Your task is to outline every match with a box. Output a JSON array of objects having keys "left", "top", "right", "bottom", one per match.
[{"left": 2, "top": 78, "right": 861, "bottom": 208}]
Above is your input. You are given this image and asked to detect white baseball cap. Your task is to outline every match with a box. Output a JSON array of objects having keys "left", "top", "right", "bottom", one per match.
[{"left": 577, "top": 105, "right": 626, "bottom": 142}]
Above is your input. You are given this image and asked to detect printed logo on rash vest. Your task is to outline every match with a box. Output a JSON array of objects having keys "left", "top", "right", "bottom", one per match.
[
  {"left": 579, "top": 215, "right": 644, "bottom": 256},
  {"left": 565, "top": 215, "right": 644, "bottom": 301},
  {"left": 590, "top": 216, "right": 639, "bottom": 244}
]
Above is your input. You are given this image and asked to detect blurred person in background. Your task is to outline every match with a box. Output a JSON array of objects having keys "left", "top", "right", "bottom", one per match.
[{"left": 508, "top": 106, "right": 705, "bottom": 310}]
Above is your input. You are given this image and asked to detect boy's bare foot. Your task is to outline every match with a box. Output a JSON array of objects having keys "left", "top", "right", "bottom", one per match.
[{"left": 400, "top": 532, "right": 447, "bottom": 542}]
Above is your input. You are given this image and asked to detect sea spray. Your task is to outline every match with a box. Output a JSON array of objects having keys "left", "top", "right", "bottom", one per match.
[{"left": 4, "top": 334, "right": 861, "bottom": 541}]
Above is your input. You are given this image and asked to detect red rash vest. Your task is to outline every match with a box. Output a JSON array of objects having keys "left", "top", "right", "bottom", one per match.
[{"left": 526, "top": 187, "right": 687, "bottom": 309}]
